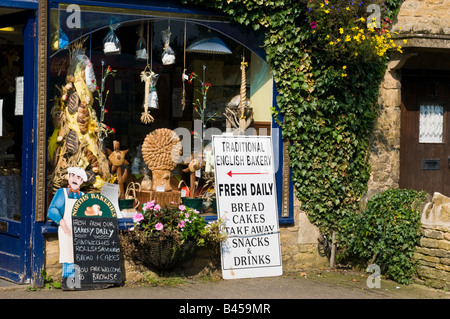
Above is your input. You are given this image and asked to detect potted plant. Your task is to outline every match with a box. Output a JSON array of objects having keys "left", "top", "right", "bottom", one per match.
[{"left": 122, "top": 200, "right": 225, "bottom": 271}]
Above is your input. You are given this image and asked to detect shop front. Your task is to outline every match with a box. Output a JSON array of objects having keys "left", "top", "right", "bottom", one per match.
[
  {"left": 12, "top": 0, "right": 294, "bottom": 286},
  {"left": 0, "top": 0, "right": 38, "bottom": 284}
]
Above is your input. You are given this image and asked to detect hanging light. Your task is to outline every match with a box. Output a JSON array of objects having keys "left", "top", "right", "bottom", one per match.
[
  {"left": 136, "top": 22, "right": 148, "bottom": 60},
  {"left": 186, "top": 32, "right": 231, "bottom": 55}
]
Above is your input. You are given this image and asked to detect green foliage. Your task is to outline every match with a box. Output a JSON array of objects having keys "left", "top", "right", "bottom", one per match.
[
  {"left": 182, "top": 0, "right": 410, "bottom": 271},
  {"left": 134, "top": 201, "right": 207, "bottom": 245},
  {"left": 342, "top": 189, "right": 426, "bottom": 284}
]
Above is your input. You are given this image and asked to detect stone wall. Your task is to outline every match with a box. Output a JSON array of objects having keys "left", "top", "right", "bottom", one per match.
[
  {"left": 413, "top": 193, "right": 450, "bottom": 290},
  {"left": 280, "top": 196, "right": 329, "bottom": 270},
  {"left": 45, "top": 234, "right": 63, "bottom": 280},
  {"left": 393, "top": 0, "right": 450, "bottom": 34},
  {"left": 366, "top": 62, "right": 402, "bottom": 202}
]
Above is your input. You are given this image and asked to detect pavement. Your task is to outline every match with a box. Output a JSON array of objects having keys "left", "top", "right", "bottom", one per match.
[
  {"left": 0, "top": 269, "right": 448, "bottom": 317},
  {"left": 0, "top": 268, "right": 448, "bottom": 302}
]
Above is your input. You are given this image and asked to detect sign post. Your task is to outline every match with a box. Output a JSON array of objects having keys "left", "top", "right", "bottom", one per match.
[
  {"left": 212, "top": 135, "right": 282, "bottom": 279},
  {"left": 70, "top": 193, "right": 122, "bottom": 290}
]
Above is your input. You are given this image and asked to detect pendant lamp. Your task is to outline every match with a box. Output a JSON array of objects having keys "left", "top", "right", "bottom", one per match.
[{"left": 186, "top": 31, "right": 231, "bottom": 55}]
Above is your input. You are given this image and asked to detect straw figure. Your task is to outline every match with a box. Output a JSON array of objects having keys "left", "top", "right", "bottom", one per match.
[{"left": 142, "top": 128, "right": 182, "bottom": 192}]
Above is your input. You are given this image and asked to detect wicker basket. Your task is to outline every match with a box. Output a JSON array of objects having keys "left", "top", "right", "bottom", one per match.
[
  {"left": 136, "top": 190, "right": 181, "bottom": 211},
  {"left": 123, "top": 231, "right": 200, "bottom": 271}
]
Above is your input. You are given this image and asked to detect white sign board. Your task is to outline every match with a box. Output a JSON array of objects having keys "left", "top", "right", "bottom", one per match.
[{"left": 212, "top": 135, "right": 282, "bottom": 279}]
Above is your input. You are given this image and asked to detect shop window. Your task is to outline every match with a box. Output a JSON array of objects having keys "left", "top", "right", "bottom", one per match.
[{"left": 48, "top": 14, "right": 273, "bottom": 217}]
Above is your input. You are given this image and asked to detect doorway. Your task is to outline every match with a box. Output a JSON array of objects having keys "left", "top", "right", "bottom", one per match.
[
  {"left": 0, "top": 8, "right": 35, "bottom": 283},
  {"left": 400, "top": 71, "right": 450, "bottom": 196}
]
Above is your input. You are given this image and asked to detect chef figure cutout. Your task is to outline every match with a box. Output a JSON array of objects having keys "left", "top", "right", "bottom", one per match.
[{"left": 47, "top": 167, "right": 87, "bottom": 289}]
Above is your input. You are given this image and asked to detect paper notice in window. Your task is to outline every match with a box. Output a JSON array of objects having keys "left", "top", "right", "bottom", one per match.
[
  {"left": 15, "top": 77, "right": 23, "bottom": 116},
  {"left": 101, "top": 182, "right": 122, "bottom": 218}
]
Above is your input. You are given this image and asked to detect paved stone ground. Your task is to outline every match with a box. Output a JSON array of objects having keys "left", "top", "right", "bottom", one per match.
[
  {"left": 0, "top": 269, "right": 447, "bottom": 317},
  {"left": 0, "top": 268, "right": 448, "bottom": 300}
]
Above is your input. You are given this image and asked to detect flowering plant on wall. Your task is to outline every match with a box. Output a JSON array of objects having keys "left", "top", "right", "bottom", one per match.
[
  {"left": 92, "top": 60, "right": 117, "bottom": 150},
  {"left": 132, "top": 200, "right": 218, "bottom": 246},
  {"left": 188, "top": 68, "right": 217, "bottom": 140},
  {"left": 306, "top": 0, "right": 406, "bottom": 66},
  {"left": 123, "top": 200, "right": 227, "bottom": 271}
]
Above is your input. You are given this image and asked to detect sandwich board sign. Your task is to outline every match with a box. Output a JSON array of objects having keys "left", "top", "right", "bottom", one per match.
[
  {"left": 212, "top": 135, "right": 282, "bottom": 279},
  {"left": 70, "top": 193, "right": 122, "bottom": 290}
]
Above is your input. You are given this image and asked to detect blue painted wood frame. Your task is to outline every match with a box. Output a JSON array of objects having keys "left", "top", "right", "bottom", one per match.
[
  {"left": 0, "top": 11, "right": 37, "bottom": 284},
  {"left": 22, "top": 13, "right": 38, "bottom": 284},
  {"left": 0, "top": 0, "right": 38, "bottom": 10}
]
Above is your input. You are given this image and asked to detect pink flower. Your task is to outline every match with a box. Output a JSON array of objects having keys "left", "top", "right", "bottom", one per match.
[
  {"left": 178, "top": 205, "right": 186, "bottom": 211},
  {"left": 154, "top": 204, "right": 161, "bottom": 211},
  {"left": 310, "top": 21, "right": 317, "bottom": 29},
  {"left": 145, "top": 201, "right": 155, "bottom": 210},
  {"left": 178, "top": 220, "right": 185, "bottom": 229},
  {"left": 133, "top": 213, "right": 144, "bottom": 223},
  {"left": 155, "top": 223, "right": 164, "bottom": 231}
]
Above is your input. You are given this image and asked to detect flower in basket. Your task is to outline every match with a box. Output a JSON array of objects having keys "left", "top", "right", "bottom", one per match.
[
  {"left": 125, "top": 200, "right": 227, "bottom": 271},
  {"left": 132, "top": 200, "right": 208, "bottom": 246}
]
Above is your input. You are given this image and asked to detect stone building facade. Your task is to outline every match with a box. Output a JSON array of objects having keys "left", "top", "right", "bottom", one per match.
[
  {"left": 368, "top": 0, "right": 450, "bottom": 197},
  {"left": 44, "top": 0, "right": 450, "bottom": 286},
  {"left": 367, "top": 0, "right": 450, "bottom": 289}
]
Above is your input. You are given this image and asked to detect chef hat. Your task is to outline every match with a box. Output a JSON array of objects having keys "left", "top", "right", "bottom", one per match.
[{"left": 67, "top": 167, "right": 88, "bottom": 182}]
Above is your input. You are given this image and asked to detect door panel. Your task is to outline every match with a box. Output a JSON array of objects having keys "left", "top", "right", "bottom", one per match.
[
  {"left": 400, "top": 73, "right": 450, "bottom": 196},
  {"left": 0, "top": 12, "right": 34, "bottom": 283}
]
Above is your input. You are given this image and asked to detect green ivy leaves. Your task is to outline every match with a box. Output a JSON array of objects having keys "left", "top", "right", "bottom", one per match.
[
  {"left": 343, "top": 189, "right": 426, "bottom": 284},
  {"left": 183, "top": 0, "right": 406, "bottom": 279}
]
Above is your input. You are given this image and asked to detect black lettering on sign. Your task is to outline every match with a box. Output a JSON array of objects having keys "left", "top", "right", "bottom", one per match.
[
  {"left": 72, "top": 216, "right": 122, "bottom": 289},
  {"left": 71, "top": 193, "right": 122, "bottom": 290}
]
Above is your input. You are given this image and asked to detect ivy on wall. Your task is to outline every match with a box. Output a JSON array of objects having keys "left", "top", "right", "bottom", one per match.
[{"left": 183, "top": 0, "right": 404, "bottom": 248}]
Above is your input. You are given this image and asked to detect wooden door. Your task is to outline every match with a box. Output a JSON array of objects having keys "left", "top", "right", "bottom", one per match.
[{"left": 400, "top": 72, "right": 450, "bottom": 196}]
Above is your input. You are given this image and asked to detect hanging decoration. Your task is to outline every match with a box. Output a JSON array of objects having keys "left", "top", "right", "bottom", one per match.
[
  {"left": 140, "top": 21, "right": 157, "bottom": 124},
  {"left": 58, "top": 27, "right": 69, "bottom": 50},
  {"left": 48, "top": 38, "right": 112, "bottom": 194},
  {"left": 161, "top": 21, "right": 175, "bottom": 65},
  {"left": 224, "top": 55, "right": 253, "bottom": 134},
  {"left": 136, "top": 22, "right": 147, "bottom": 60},
  {"left": 181, "top": 21, "right": 187, "bottom": 111},
  {"left": 103, "top": 23, "right": 121, "bottom": 55}
]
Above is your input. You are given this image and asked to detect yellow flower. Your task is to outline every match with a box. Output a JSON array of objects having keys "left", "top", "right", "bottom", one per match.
[
  {"left": 342, "top": 65, "right": 347, "bottom": 70},
  {"left": 359, "top": 17, "right": 365, "bottom": 23},
  {"left": 346, "top": 6, "right": 350, "bottom": 10},
  {"left": 403, "top": 39, "right": 408, "bottom": 44},
  {"left": 345, "top": 35, "right": 351, "bottom": 42},
  {"left": 325, "top": 34, "right": 330, "bottom": 39},
  {"left": 339, "top": 27, "right": 344, "bottom": 34},
  {"left": 324, "top": 9, "right": 329, "bottom": 14},
  {"left": 320, "top": 3, "right": 324, "bottom": 8},
  {"left": 341, "top": 73, "right": 347, "bottom": 77},
  {"left": 329, "top": 41, "right": 335, "bottom": 45}
]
